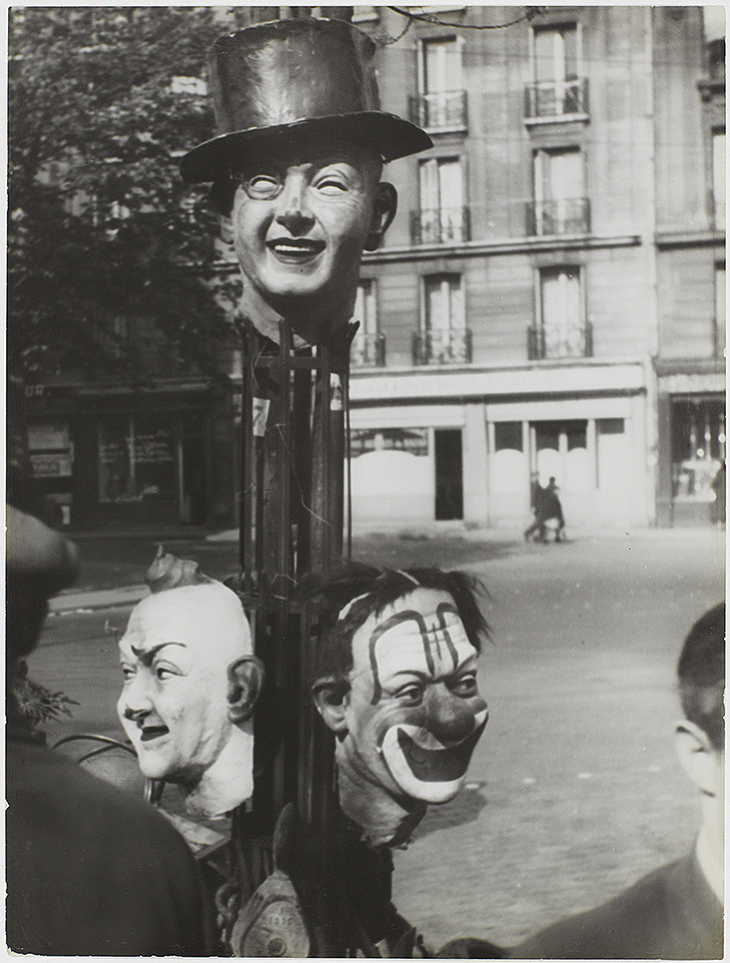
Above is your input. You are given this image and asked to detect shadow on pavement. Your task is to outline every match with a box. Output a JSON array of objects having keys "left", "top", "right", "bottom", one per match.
[{"left": 408, "top": 783, "right": 489, "bottom": 842}]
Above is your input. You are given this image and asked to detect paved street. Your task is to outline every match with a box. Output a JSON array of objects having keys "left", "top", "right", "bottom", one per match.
[{"left": 28, "top": 525, "right": 725, "bottom": 952}]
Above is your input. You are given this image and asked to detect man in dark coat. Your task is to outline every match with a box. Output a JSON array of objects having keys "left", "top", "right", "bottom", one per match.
[{"left": 6, "top": 502, "right": 215, "bottom": 955}]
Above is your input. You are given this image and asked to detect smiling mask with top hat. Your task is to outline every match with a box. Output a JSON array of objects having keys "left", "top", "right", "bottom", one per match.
[{"left": 181, "top": 17, "right": 432, "bottom": 347}]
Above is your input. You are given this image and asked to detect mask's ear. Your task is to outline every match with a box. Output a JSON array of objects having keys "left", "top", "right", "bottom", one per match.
[
  {"left": 365, "top": 182, "right": 397, "bottom": 252},
  {"left": 674, "top": 720, "right": 723, "bottom": 797},
  {"left": 227, "top": 656, "right": 265, "bottom": 724},
  {"left": 311, "top": 677, "right": 350, "bottom": 734},
  {"left": 219, "top": 213, "right": 234, "bottom": 246}
]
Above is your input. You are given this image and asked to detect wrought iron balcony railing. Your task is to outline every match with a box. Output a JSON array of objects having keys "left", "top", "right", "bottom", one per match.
[
  {"left": 409, "top": 90, "right": 468, "bottom": 131},
  {"left": 412, "top": 328, "right": 472, "bottom": 365},
  {"left": 526, "top": 198, "right": 591, "bottom": 236},
  {"left": 528, "top": 322, "right": 593, "bottom": 360},
  {"left": 410, "top": 207, "right": 471, "bottom": 245},
  {"left": 351, "top": 332, "right": 386, "bottom": 368},
  {"left": 524, "top": 77, "right": 589, "bottom": 120}
]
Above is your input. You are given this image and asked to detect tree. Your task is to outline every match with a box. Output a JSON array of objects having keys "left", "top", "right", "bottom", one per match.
[{"left": 8, "top": 7, "right": 247, "bottom": 381}]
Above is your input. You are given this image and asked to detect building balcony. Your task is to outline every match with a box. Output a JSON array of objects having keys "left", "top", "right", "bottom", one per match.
[
  {"left": 412, "top": 328, "right": 472, "bottom": 365},
  {"left": 528, "top": 322, "right": 593, "bottom": 360},
  {"left": 351, "top": 332, "right": 386, "bottom": 368},
  {"left": 524, "top": 77, "right": 589, "bottom": 121},
  {"left": 410, "top": 207, "right": 471, "bottom": 245},
  {"left": 526, "top": 198, "right": 591, "bottom": 236},
  {"left": 409, "top": 90, "right": 468, "bottom": 132}
]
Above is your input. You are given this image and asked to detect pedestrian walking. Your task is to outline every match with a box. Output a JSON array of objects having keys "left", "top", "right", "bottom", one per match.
[{"left": 524, "top": 476, "right": 566, "bottom": 543}]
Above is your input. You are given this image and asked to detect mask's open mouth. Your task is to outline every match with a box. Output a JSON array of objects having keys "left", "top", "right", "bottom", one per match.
[
  {"left": 268, "top": 238, "right": 325, "bottom": 261},
  {"left": 140, "top": 725, "right": 169, "bottom": 743},
  {"left": 397, "top": 714, "right": 488, "bottom": 783},
  {"left": 381, "top": 710, "right": 488, "bottom": 802}
]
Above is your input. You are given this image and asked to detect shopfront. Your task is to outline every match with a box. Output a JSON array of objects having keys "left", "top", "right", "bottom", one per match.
[
  {"left": 656, "top": 366, "right": 725, "bottom": 526},
  {"left": 25, "top": 379, "right": 236, "bottom": 531}
]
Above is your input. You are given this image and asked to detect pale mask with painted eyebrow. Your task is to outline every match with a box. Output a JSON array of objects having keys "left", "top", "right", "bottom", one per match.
[{"left": 116, "top": 582, "right": 256, "bottom": 817}]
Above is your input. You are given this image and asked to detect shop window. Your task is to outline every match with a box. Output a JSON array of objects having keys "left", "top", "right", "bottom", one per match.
[
  {"left": 494, "top": 422, "right": 523, "bottom": 451},
  {"left": 28, "top": 420, "right": 73, "bottom": 479},
  {"left": 671, "top": 398, "right": 725, "bottom": 503},
  {"left": 349, "top": 428, "right": 429, "bottom": 458},
  {"left": 99, "top": 414, "right": 175, "bottom": 503}
]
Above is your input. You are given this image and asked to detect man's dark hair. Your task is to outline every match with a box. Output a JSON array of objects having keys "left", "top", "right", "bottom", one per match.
[
  {"left": 677, "top": 602, "right": 725, "bottom": 751},
  {"left": 298, "top": 562, "right": 490, "bottom": 689}
]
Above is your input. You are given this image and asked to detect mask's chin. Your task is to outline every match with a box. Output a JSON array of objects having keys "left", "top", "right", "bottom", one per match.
[{"left": 380, "top": 713, "right": 488, "bottom": 804}]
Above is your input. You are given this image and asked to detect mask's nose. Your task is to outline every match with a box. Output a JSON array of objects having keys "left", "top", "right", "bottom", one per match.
[
  {"left": 123, "top": 705, "right": 150, "bottom": 724},
  {"left": 425, "top": 686, "right": 484, "bottom": 745},
  {"left": 274, "top": 173, "right": 315, "bottom": 236},
  {"left": 119, "top": 674, "right": 154, "bottom": 724}
]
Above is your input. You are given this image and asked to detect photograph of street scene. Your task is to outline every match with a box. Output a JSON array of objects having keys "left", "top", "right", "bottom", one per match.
[{"left": 8, "top": 5, "right": 725, "bottom": 959}]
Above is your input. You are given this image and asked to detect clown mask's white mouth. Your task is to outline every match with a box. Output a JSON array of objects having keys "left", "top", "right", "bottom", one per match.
[{"left": 380, "top": 709, "right": 488, "bottom": 804}]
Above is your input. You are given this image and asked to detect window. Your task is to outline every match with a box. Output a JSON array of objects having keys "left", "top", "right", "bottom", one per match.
[
  {"left": 671, "top": 398, "right": 725, "bottom": 503},
  {"left": 533, "top": 267, "right": 590, "bottom": 359},
  {"left": 414, "top": 157, "right": 467, "bottom": 243},
  {"left": 531, "top": 148, "right": 589, "bottom": 235},
  {"left": 352, "top": 7, "right": 380, "bottom": 23},
  {"left": 534, "top": 24, "right": 578, "bottom": 84},
  {"left": 415, "top": 37, "right": 466, "bottom": 130},
  {"left": 494, "top": 422, "right": 523, "bottom": 452},
  {"left": 352, "top": 280, "right": 384, "bottom": 367},
  {"left": 527, "top": 23, "right": 586, "bottom": 118},
  {"left": 713, "top": 128, "right": 725, "bottom": 227},
  {"left": 414, "top": 274, "right": 470, "bottom": 364},
  {"left": 715, "top": 262, "right": 725, "bottom": 357},
  {"left": 28, "top": 421, "right": 73, "bottom": 479},
  {"left": 99, "top": 414, "right": 175, "bottom": 503},
  {"left": 425, "top": 274, "right": 464, "bottom": 333}
]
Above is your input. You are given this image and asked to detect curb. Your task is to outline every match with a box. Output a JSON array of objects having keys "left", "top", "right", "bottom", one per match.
[{"left": 49, "top": 584, "right": 149, "bottom": 614}]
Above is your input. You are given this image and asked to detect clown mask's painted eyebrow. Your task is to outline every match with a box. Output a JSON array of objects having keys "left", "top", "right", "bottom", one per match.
[
  {"left": 129, "top": 642, "right": 186, "bottom": 668},
  {"left": 368, "top": 602, "right": 465, "bottom": 704}
]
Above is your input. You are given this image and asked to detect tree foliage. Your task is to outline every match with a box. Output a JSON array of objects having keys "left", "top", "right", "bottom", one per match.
[{"left": 8, "top": 7, "right": 249, "bottom": 380}]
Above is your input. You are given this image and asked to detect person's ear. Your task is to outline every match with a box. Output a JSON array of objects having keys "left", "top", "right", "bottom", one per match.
[
  {"left": 674, "top": 720, "right": 723, "bottom": 797},
  {"left": 365, "top": 182, "right": 397, "bottom": 252},
  {"left": 227, "top": 656, "right": 265, "bottom": 724},
  {"left": 219, "top": 213, "right": 234, "bottom": 246},
  {"left": 311, "top": 676, "right": 350, "bottom": 734}
]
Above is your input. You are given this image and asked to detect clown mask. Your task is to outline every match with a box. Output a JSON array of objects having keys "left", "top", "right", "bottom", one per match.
[{"left": 314, "top": 587, "right": 488, "bottom": 842}]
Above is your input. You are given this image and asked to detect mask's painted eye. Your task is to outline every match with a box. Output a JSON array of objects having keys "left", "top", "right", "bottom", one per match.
[
  {"left": 240, "top": 173, "right": 282, "bottom": 200},
  {"left": 451, "top": 674, "right": 478, "bottom": 698},
  {"left": 121, "top": 664, "right": 135, "bottom": 681},
  {"left": 314, "top": 175, "right": 348, "bottom": 195},
  {"left": 396, "top": 682, "right": 424, "bottom": 706}
]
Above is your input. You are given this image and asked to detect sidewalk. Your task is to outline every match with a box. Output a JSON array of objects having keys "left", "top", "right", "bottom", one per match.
[
  {"left": 49, "top": 523, "right": 723, "bottom": 613},
  {"left": 49, "top": 583, "right": 150, "bottom": 614}
]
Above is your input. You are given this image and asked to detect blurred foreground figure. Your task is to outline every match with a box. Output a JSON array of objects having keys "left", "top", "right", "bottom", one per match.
[
  {"left": 117, "top": 548, "right": 263, "bottom": 818},
  {"left": 509, "top": 603, "right": 724, "bottom": 960},
  {"left": 6, "top": 508, "right": 213, "bottom": 955}
]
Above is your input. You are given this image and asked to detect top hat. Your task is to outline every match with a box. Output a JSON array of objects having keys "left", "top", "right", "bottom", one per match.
[{"left": 180, "top": 18, "right": 432, "bottom": 183}]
